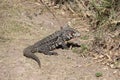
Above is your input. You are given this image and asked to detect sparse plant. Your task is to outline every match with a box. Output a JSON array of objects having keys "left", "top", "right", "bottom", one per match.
[
  {"left": 72, "top": 44, "right": 89, "bottom": 57},
  {"left": 80, "top": 35, "right": 89, "bottom": 40},
  {"left": 95, "top": 72, "right": 103, "bottom": 77}
]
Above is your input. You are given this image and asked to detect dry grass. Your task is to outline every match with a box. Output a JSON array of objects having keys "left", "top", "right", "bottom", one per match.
[
  {"left": 0, "top": 0, "right": 44, "bottom": 40},
  {"left": 46, "top": 0, "right": 120, "bottom": 68}
]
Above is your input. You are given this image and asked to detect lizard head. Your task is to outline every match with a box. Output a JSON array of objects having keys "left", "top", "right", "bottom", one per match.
[{"left": 62, "top": 24, "right": 80, "bottom": 40}]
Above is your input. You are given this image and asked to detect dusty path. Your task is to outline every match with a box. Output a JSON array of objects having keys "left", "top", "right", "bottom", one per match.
[
  {"left": 0, "top": 0, "right": 120, "bottom": 80},
  {"left": 0, "top": 40, "right": 120, "bottom": 80}
]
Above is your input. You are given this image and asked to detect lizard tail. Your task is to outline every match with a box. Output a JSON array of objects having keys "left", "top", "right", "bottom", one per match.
[{"left": 23, "top": 46, "right": 41, "bottom": 68}]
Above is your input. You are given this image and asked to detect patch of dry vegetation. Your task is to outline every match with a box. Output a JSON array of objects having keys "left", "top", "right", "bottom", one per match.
[
  {"left": 47, "top": 0, "right": 120, "bottom": 69},
  {"left": 0, "top": 0, "right": 43, "bottom": 42}
]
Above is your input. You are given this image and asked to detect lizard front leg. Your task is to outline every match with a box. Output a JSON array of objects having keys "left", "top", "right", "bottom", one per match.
[{"left": 61, "top": 41, "right": 68, "bottom": 49}]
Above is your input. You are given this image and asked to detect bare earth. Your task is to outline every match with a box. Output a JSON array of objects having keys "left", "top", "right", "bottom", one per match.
[{"left": 0, "top": 0, "right": 120, "bottom": 80}]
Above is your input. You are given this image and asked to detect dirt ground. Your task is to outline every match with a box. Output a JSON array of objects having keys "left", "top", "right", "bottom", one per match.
[{"left": 0, "top": 0, "right": 120, "bottom": 80}]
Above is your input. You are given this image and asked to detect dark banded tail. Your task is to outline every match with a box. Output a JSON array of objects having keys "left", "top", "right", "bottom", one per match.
[{"left": 23, "top": 46, "right": 41, "bottom": 68}]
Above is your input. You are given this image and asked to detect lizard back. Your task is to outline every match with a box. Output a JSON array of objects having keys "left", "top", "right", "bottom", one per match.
[{"left": 23, "top": 24, "right": 80, "bottom": 67}]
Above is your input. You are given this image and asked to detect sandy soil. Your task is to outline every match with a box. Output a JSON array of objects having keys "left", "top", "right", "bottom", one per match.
[{"left": 0, "top": 0, "right": 120, "bottom": 80}]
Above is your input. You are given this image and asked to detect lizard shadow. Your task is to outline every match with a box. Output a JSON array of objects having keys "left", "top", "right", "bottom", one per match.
[{"left": 56, "top": 42, "right": 81, "bottom": 49}]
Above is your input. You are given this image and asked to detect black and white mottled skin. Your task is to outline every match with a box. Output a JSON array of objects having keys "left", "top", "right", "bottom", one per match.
[{"left": 23, "top": 24, "right": 80, "bottom": 67}]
